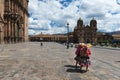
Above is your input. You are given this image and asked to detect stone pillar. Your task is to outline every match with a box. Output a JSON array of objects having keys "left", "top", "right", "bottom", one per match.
[
  {"left": 0, "top": 0, "right": 4, "bottom": 16},
  {"left": 6, "top": 23, "right": 9, "bottom": 43},
  {"left": 24, "top": 0, "right": 28, "bottom": 42},
  {"left": 0, "top": 19, "right": 4, "bottom": 44},
  {"left": 4, "top": 23, "right": 7, "bottom": 43},
  {"left": 11, "top": 22, "right": 13, "bottom": 43},
  {"left": 0, "top": 0, "right": 5, "bottom": 44}
]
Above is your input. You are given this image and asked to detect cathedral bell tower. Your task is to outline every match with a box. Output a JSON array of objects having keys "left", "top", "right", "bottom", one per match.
[
  {"left": 90, "top": 18, "right": 97, "bottom": 44},
  {"left": 77, "top": 18, "right": 83, "bottom": 29},
  {"left": 76, "top": 18, "right": 84, "bottom": 43},
  {"left": 90, "top": 18, "right": 97, "bottom": 29}
]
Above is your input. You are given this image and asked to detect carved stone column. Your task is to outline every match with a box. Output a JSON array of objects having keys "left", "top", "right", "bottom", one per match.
[{"left": 0, "top": 17, "right": 4, "bottom": 44}]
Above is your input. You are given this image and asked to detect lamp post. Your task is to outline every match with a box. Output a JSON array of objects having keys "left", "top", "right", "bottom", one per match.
[{"left": 67, "top": 22, "right": 69, "bottom": 49}]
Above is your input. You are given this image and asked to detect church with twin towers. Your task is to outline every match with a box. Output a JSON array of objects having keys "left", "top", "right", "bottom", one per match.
[{"left": 73, "top": 18, "right": 97, "bottom": 44}]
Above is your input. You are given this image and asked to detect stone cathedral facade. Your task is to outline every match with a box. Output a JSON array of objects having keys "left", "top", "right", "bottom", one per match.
[
  {"left": 0, "top": 0, "right": 29, "bottom": 44},
  {"left": 73, "top": 18, "right": 97, "bottom": 44}
]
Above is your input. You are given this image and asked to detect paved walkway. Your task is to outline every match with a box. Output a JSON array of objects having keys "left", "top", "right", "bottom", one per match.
[{"left": 0, "top": 42, "right": 120, "bottom": 80}]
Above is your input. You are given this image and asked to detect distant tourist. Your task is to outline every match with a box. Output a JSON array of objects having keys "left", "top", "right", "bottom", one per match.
[{"left": 40, "top": 42, "right": 43, "bottom": 46}]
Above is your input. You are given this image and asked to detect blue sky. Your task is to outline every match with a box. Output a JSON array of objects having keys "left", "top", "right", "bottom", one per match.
[{"left": 28, "top": 0, "right": 120, "bottom": 35}]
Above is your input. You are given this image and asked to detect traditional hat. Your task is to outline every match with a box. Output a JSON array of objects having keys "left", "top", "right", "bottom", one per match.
[
  {"left": 87, "top": 43, "right": 92, "bottom": 48},
  {"left": 81, "top": 43, "right": 86, "bottom": 46},
  {"left": 79, "top": 43, "right": 82, "bottom": 46}
]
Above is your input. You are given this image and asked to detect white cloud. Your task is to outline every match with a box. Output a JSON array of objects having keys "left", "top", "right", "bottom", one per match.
[
  {"left": 28, "top": 0, "right": 120, "bottom": 35},
  {"left": 28, "top": 29, "right": 36, "bottom": 35}
]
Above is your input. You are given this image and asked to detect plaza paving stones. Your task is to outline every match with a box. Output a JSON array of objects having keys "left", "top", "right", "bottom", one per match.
[{"left": 0, "top": 42, "right": 120, "bottom": 80}]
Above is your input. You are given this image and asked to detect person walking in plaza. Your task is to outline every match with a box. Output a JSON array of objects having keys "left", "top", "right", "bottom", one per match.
[
  {"left": 40, "top": 42, "right": 43, "bottom": 46},
  {"left": 74, "top": 43, "right": 82, "bottom": 67}
]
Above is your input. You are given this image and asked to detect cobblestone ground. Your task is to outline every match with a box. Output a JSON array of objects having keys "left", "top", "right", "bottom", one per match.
[{"left": 0, "top": 42, "right": 120, "bottom": 80}]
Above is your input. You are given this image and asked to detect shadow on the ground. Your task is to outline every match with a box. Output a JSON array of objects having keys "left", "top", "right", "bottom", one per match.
[
  {"left": 115, "top": 61, "right": 120, "bottom": 62},
  {"left": 64, "top": 65, "right": 76, "bottom": 68},
  {"left": 64, "top": 65, "right": 87, "bottom": 73}
]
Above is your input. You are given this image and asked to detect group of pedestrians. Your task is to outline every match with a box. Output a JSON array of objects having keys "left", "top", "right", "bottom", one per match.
[{"left": 74, "top": 43, "right": 92, "bottom": 71}]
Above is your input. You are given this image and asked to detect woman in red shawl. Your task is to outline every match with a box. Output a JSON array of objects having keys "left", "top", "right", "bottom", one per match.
[{"left": 74, "top": 43, "right": 82, "bottom": 67}]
